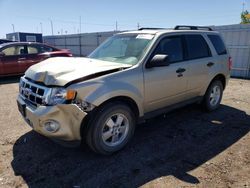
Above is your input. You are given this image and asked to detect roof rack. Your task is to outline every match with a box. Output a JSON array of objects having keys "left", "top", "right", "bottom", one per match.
[
  {"left": 138, "top": 27, "right": 166, "bottom": 30},
  {"left": 174, "top": 25, "right": 213, "bottom": 31}
]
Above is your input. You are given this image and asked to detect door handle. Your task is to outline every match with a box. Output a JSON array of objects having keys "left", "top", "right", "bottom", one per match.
[
  {"left": 18, "top": 58, "right": 26, "bottom": 60},
  {"left": 207, "top": 62, "right": 214, "bottom": 67},
  {"left": 18, "top": 57, "right": 26, "bottom": 63},
  {"left": 176, "top": 68, "right": 186, "bottom": 73}
]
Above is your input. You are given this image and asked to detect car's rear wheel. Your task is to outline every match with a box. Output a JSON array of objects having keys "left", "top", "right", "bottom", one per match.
[
  {"left": 86, "top": 102, "right": 135, "bottom": 155},
  {"left": 202, "top": 80, "right": 223, "bottom": 111}
]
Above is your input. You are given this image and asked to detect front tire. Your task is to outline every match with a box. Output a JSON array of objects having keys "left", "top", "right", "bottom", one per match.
[
  {"left": 202, "top": 80, "right": 223, "bottom": 112},
  {"left": 86, "top": 102, "right": 136, "bottom": 155}
]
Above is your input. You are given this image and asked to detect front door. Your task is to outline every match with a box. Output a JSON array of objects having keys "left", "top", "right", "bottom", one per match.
[
  {"left": 143, "top": 35, "right": 189, "bottom": 113},
  {"left": 0, "top": 45, "right": 27, "bottom": 75}
]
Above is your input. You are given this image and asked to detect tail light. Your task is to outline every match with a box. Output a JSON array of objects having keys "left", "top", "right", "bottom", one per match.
[{"left": 228, "top": 56, "right": 232, "bottom": 71}]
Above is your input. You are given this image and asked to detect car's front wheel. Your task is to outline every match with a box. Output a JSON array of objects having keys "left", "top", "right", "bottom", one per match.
[
  {"left": 86, "top": 102, "right": 136, "bottom": 155},
  {"left": 202, "top": 80, "right": 223, "bottom": 111}
]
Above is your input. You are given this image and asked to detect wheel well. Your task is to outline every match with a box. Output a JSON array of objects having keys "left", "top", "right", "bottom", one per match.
[
  {"left": 97, "top": 96, "right": 140, "bottom": 119},
  {"left": 211, "top": 74, "right": 226, "bottom": 89},
  {"left": 80, "top": 96, "right": 140, "bottom": 140}
]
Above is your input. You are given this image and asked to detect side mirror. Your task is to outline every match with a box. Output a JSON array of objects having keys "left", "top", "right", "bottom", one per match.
[
  {"left": 146, "top": 54, "right": 169, "bottom": 68},
  {"left": 0, "top": 52, "right": 5, "bottom": 58}
]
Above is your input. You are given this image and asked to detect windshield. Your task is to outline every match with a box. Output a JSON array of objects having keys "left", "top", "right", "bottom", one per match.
[{"left": 88, "top": 34, "right": 154, "bottom": 65}]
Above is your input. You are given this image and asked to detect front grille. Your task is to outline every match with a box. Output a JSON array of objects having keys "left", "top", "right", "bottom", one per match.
[{"left": 19, "top": 77, "right": 51, "bottom": 107}]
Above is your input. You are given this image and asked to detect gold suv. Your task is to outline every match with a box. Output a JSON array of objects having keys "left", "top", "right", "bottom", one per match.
[{"left": 17, "top": 26, "right": 231, "bottom": 154}]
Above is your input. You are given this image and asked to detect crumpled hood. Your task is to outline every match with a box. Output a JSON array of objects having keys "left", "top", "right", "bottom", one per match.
[{"left": 25, "top": 57, "right": 131, "bottom": 86}]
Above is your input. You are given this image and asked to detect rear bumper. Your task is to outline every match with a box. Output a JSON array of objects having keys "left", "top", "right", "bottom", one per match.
[{"left": 17, "top": 95, "right": 87, "bottom": 141}]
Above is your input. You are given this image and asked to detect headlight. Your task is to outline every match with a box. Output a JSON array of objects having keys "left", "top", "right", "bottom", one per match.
[{"left": 48, "top": 88, "right": 77, "bottom": 105}]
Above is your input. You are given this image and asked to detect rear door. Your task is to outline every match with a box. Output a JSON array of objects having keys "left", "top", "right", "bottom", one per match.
[
  {"left": 184, "top": 34, "right": 213, "bottom": 98},
  {"left": 26, "top": 44, "right": 56, "bottom": 72},
  {"left": 26, "top": 44, "right": 43, "bottom": 69},
  {"left": 0, "top": 45, "right": 27, "bottom": 75}
]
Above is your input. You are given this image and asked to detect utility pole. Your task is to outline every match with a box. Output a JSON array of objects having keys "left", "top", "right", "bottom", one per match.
[
  {"left": 11, "top": 24, "right": 15, "bottom": 32},
  {"left": 115, "top": 21, "right": 118, "bottom": 31},
  {"left": 243, "top": 2, "right": 245, "bottom": 12},
  {"left": 50, "top": 19, "right": 54, "bottom": 35},
  {"left": 137, "top": 22, "right": 140, "bottom": 30},
  {"left": 79, "top": 16, "right": 82, "bottom": 56},
  {"left": 40, "top": 22, "right": 43, "bottom": 34},
  {"left": 64, "top": 31, "right": 67, "bottom": 49},
  {"left": 79, "top": 16, "right": 82, "bottom": 34}
]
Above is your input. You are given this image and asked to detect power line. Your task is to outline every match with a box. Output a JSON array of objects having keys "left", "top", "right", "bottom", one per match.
[{"left": 7, "top": 10, "right": 243, "bottom": 36}]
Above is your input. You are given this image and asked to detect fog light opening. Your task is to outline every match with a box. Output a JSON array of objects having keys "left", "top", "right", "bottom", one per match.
[
  {"left": 43, "top": 120, "right": 60, "bottom": 133},
  {"left": 25, "top": 118, "right": 33, "bottom": 128}
]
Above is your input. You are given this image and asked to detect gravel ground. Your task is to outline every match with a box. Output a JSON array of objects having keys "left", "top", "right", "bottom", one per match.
[{"left": 0, "top": 77, "right": 249, "bottom": 188}]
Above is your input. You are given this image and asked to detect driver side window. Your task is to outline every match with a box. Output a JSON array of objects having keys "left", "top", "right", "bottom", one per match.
[
  {"left": 1, "top": 45, "right": 26, "bottom": 56},
  {"left": 153, "top": 36, "right": 184, "bottom": 63},
  {"left": 1, "top": 46, "right": 15, "bottom": 56}
]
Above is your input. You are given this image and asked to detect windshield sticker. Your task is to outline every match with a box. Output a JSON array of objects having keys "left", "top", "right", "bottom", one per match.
[{"left": 136, "top": 34, "right": 154, "bottom": 40}]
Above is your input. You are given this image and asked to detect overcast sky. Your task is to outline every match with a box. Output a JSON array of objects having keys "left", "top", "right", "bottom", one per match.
[{"left": 0, "top": 0, "right": 247, "bottom": 38}]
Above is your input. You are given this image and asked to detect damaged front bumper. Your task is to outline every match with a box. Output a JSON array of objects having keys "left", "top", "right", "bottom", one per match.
[{"left": 17, "top": 95, "right": 87, "bottom": 142}]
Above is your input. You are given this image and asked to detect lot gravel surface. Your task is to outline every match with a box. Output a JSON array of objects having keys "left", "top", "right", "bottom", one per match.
[{"left": 0, "top": 77, "right": 249, "bottom": 188}]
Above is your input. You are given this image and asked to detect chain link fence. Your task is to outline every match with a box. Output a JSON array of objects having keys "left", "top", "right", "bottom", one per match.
[{"left": 43, "top": 31, "right": 119, "bottom": 57}]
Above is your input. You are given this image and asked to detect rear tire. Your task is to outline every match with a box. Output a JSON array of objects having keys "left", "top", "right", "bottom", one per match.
[
  {"left": 86, "top": 102, "right": 136, "bottom": 155},
  {"left": 202, "top": 80, "right": 223, "bottom": 112}
]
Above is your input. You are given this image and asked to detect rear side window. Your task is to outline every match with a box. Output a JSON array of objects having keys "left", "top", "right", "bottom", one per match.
[
  {"left": 30, "top": 45, "right": 55, "bottom": 53},
  {"left": 153, "top": 36, "right": 183, "bottom": 63},
  {"left": 39, "top": 45, "right": 55, "bottom": 53},
  {"left": 28, "top": 46, "right": 39, "bottom": 54},
  {"left": 185, "top": 35, "right": 211, "bottom": 60},
  {"left": 208, "top": 35, "right": 227, "bottom": 55}
]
